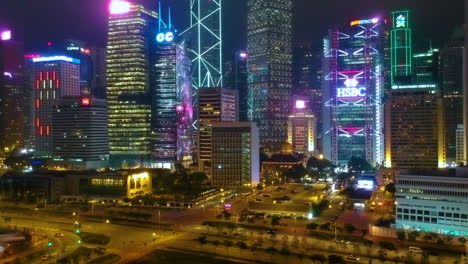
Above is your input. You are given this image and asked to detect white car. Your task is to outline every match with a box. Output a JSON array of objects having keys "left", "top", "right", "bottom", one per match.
[{"left": 344, "top": 255, "right": 360, "bottom": 262}]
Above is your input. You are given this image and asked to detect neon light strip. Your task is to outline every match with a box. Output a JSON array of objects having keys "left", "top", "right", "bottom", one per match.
[{"left": 32, "top": 56, "right": 80, "bottom": 64}]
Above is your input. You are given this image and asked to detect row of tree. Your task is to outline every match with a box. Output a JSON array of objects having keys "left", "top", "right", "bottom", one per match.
[{"left": 285, "top": 156, "right": 374, "bottom": 182}]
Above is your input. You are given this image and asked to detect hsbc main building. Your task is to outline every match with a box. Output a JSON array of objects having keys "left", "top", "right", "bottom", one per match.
[{"left": 322, "top": 17, "right": 384, "bottom": 166}]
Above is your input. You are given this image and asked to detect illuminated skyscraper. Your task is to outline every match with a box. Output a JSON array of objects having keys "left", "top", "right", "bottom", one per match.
[
  {"left": 0, "top": 30, "right": 24, "bottom": 157},
  {"left": 247, "top": 0, "right": 293, "bottom": 153},
  {"left": 322, "top": 18, "right": 384, "bottom": 165},
  {"left": 32, "top": 56, "right": 81, "bottom": 156},
  {"left": 390, "top": 10, "right": 412, "bottom": 85},
  {"left": 106, "top": 1, "right": 157, "bottom": 168},
  {"left": 287, "top": 97, "right": 316, "bottom": 156},
  {"left": 151, "top": 4, "right": 193, "bottom": 169}
]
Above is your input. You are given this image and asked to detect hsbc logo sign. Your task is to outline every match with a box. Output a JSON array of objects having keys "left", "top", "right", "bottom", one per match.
[{"left": 337, "top": 87, "right": 366, "bottom": 98}]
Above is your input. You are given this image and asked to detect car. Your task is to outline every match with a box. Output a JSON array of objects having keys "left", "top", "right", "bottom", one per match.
[
  {"left": 344, "top": 255, "right": 360, "bottom": 262},
  {"left": 54, "top": 233, "right": 64, "bottom": 237},
  {"left": 41, "top": 255, "right": 50, "bottom": 262},
  {"left": 255, "top": 198, "right": 262, "bottom": 201}
]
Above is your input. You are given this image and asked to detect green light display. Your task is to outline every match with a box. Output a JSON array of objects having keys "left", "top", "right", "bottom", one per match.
[{"left": 390, "top": 10, "right": 412, "bottom": 86}]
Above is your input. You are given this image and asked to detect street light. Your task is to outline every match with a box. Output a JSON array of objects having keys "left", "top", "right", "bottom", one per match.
[{"left": 235, "top": 50, "right": 248, "bottom": 91}]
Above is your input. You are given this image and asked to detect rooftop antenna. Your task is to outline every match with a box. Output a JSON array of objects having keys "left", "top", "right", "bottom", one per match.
[{"left": 158, "top": 0, "right": 174, "bottom": 32}]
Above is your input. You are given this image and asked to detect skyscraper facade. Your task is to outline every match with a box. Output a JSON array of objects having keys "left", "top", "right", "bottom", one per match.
[
  {"left": 62, "top": 40, "right": 107, "bottom": 98},
  {"left": 198, "top": 87, "right": 238, "bottom": 178},
  {"left": 106, "top": 1, "right": 157, "bottom": 168},
  {"left": 247, "top": 0, "right": 293, "bottom": 153},
  {"left": 211, "top": 122, "right": 260, "bottom": 187},
  {"left": 385, "top": 89, "right": 445, "bottom": 169},
  {"left": 52, "top": 96, "right": 109, "bottom": 170},
  {"left": 390, "top": 10, "right": 412, "bottom": 85},
  {"left": 152, "top": 21, "right": 192, "bottom": 169},
  {"left": 0, "top": 31, "right": 24, "bottom": 157},
  {"left": 32, "top": 56, "right": 81, "bottom": 157},
  {"left": 440, "top": 29, "right": 464, "bottom": 165},
  {"left": 322, "top": 18, "right": 384, "bottom": 165}
]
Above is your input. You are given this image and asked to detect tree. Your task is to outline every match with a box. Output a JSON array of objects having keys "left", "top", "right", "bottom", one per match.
[
  {"left": 265, "top": 246, "right": 277, "bottom": 254},
  {"left": 347, "top": 156, "right": 374, "bottom": 173},
  {"left": 310, "top": 254, "right": 326, "bottom": 263},
  {"left": 319, "top": 222, "right": 331, "bottom": 231},
  {"left": 306, "top": 157, "right": 336, "bottom": 180},
  {"left": 408, "top": 231, "right": 419, "bottom": 242},
  {"left": 458, "top": 237, "right": 467, "bottom": 245},
  {"left": 223, "top": 240, "right": 234, "bottom": 247},
  {"left": 396, "top": 231, "right": 406, "bottom": 241},
  {"left": 306, "top": 223, "right": 319, "bottom": 230},
  {"left": 3, "top": 155, "right": 29, "bottom": 172},
  {"left": 328, "top": 254, "right": 345, "bottom": 264},
  {"left": 236, "top": 241, "right": 248, "bottom": 249},
  {"left": 361, "top": 229, "right": 369, "bottom": 237},
  {"left": 169, "top": 164, "right": 208, "bottom": 197},
  {"left": 271, "top": 216, "right": 281, "bottom": 226},
  {"left": 379, "top": 241, "right": 396, "bottom": 250},
  {"left": 344, "top": 224, "right": 356, "bottom": 234},
  {"left": 286, "top": 164, "right": 307, "bottom": 182},
  {"left": 385, "top": 183, "right": 396, "bottom": 193}
]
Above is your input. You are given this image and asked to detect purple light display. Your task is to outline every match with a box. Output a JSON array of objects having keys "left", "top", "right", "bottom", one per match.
[
  {"left": 176, "top": 43, "right": 193, "bottom": 162},
  {"left": 110, "top": 1, "right": 130, "bottom": 14},
  {"left": 1, "top": 30, "right": 11, "bottom": 41}
]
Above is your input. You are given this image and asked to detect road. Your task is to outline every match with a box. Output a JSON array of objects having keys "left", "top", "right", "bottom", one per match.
[{"left": 0, "top": 211, "right": 185, "bottom": 263}]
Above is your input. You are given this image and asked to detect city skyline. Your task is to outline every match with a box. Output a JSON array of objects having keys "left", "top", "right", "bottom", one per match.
[{"left": 1, "top": 1, "right": 468, "bottom": 264}]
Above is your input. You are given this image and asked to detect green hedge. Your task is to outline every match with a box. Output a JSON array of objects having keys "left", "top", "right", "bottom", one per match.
[{"left": 79, "top": 232, "right": 111, "bottom": 245}]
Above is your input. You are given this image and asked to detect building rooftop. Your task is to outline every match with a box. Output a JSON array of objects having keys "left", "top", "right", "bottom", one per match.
[{"left": 399, "top": 167, "right": 468, "bottom": 178}]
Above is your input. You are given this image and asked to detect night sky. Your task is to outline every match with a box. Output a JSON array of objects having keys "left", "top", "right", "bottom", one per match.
[{"left": 0, "top": 0, "right": 464, "bottom": 53}]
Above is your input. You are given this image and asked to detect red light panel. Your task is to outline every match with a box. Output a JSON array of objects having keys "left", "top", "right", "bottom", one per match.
[{"left": 81, "top": 98, "right": 90, "bottom": 106}]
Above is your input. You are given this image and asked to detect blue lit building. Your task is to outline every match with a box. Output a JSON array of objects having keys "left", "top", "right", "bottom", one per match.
[
  {"left": 322, "top": 18, "right": 384, "bottom": 165},
  {"left": 151, "top": 4, "right": 193, "bottom": 168}
]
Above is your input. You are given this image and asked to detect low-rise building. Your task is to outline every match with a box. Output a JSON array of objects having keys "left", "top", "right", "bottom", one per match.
[
  {"left": 395, "top": 168, "right": 468, "bottom": 236},
  {"left": 0, "top": 170, "right": 152, "bottom": 203},
  {"left": 261, "top": 143, "right": 304, "bottom": 185}
]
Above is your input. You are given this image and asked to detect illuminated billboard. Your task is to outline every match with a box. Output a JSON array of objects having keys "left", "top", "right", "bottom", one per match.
[{"left": 337, "top": 87, "right": 366, "bottom": 98}]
